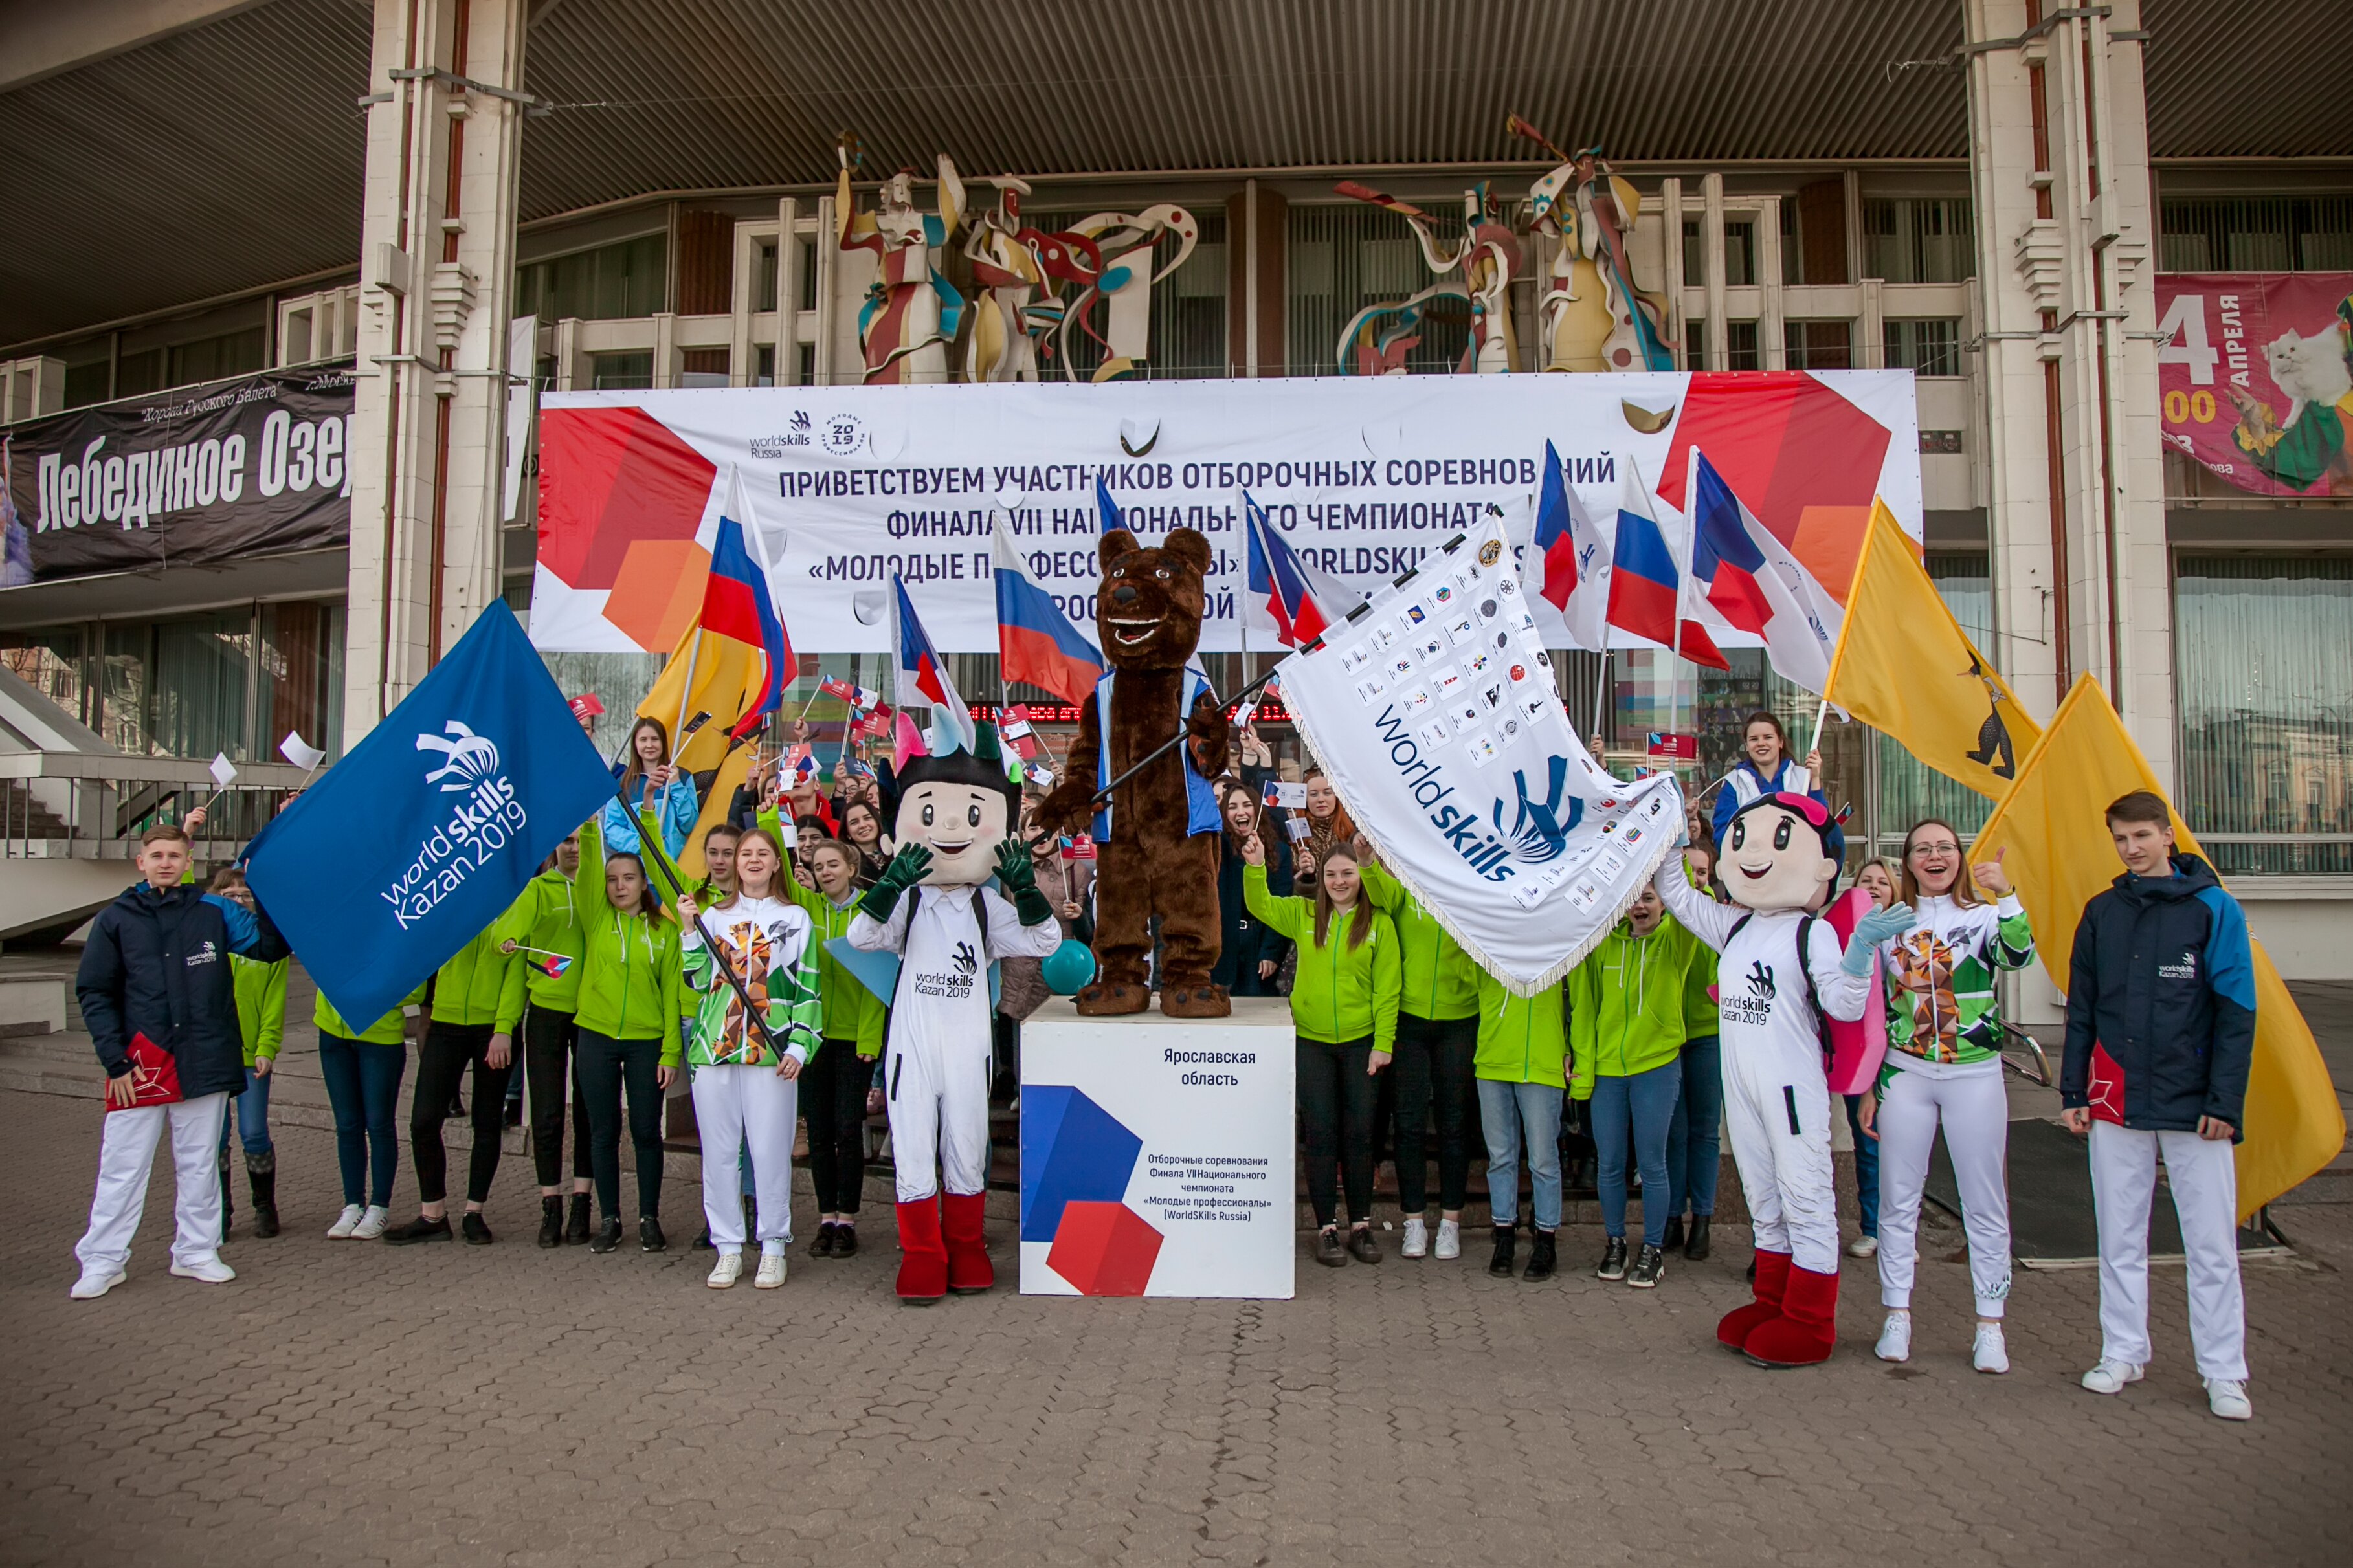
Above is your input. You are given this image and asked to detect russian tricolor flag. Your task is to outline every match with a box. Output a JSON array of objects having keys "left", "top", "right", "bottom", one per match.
[
  {"left": 698, "top": 467, "right": 795, "bottom": 742},
  {"left": 1686, "top": 449, "right": 1841, "bottom": 692},
  {"left": 892, "top": 575, "right": 975, "bottom": 754},
  {"left": 1245, "top": 491, "right": 1356, "bottom": 648},
  {"left": 1533, "top": 439, "right": 1611, "bottom": 650},
  {"left": 1605, "top": 463, "right": 1726, "bottom": 668},
  {"left": 993, "top": 516, "right": 1104, "bottom": 706}
]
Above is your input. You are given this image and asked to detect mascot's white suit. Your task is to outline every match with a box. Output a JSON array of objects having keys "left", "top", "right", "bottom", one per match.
[
  {"left": 1654, "top": 792, "right": 1913, "bottom": 1366},
  {"left": 849, "top": 724, "right": 1061, "bottom": 1303}
]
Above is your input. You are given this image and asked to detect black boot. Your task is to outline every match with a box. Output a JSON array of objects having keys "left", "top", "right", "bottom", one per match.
[
  {"left": 1661, "top": 1214, "right": 1685, "bottom": 1253},
  {"left": 1684, "top": 1215, "right": 1713, "bottom": 1261},
  {"left": 538, "top": 1196, "right": 564, "bottom": 1249},
  {"left": 832, "top": 1221, "right": 858, "bottom": 1259},
  {"left": 1523, "top": 1229, "right": 1557, "bottom": 1282},
  {"left": 565, "top": 1193, "right": 592, "bottom": 1245},
  {"left": 1488, "top": 1224, "right": 1517, "bottom": 1277},
  {"left": 246, "top": 1151, "right": 279, "bottom": 1239}
]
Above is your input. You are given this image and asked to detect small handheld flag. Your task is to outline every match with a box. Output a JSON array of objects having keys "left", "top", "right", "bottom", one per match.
[
  {"left": 511, "top": 945, "right": 575, "bottom": 980},
  {"left": 892, "top": 575, "right": 975, "bottom": 753}
]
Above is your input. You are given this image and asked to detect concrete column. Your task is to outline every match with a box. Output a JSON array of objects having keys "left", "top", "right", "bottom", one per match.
[
  {"left": 1965, "top": 0, "right": 2165, "bottom": 774},
  {"left": 343, "top": 0, "right": 530, "bottom": 753}
]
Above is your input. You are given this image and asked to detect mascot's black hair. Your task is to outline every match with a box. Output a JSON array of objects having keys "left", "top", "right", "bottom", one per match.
[{"left": 873, "top": 720, "right": 1023, "bottom": 824}]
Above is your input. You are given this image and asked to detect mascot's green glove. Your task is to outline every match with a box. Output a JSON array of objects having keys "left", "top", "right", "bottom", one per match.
[
  {"left": 994, "top": 838, "right": 1055, "bottom": 927},
  {"left": 858, "top": 843, "right": 933, "bottom": 925}
]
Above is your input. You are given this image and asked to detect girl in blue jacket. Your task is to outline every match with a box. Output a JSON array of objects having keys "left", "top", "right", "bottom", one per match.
[
  {"left": 1708, "top": 711, "right": 1827, "bottom": 843},
  {"left": 601, "top": 716, "right": 699, "bottom": 861}
]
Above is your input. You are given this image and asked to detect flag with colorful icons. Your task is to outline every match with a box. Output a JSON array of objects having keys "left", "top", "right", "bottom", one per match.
[{"left": 1277, "top": 513, "right": 1686, "bottom": 994}]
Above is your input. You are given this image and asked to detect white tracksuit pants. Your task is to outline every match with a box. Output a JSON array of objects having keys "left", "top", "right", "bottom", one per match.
[
  {"left": 884, "top": 1030, "right": 992, "bottom": 1203},
  {"left": 1723, "top": 1039, "right": 1841, "bottom": 1275},
  {"left": 2090, "top": 1120, "right": 2248, "bottom": 1381},
  {"left": 74, "top": 1092, "right": 231, "bottom": 1277},
  {"left": 691, "top": 1066, "right": 797, "bottom": 1253},
  {"left": 1875, "top": 1058, "right": 2013, "bottom": 1316}
]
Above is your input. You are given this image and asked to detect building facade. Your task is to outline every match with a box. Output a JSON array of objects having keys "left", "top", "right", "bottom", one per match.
[{"left": 2, "top": 0, "right": 2348, "bottom": 972}]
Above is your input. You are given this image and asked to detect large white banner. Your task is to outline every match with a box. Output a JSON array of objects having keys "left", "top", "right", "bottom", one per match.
[
  {"left": 1020, "top": 1002, "right": 1296, "bottom": 1301},
  {"left": 1280, "top": 513, "right": 1686, "bottom": 995},
  {"left": 531, "top": 371, "right": 1921, "bottom": 654}
]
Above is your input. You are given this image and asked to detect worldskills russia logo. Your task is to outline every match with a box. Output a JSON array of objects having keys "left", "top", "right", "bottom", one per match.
[
  {"left": 416, "top": 721, "right": 500, "bottom": 791},
  {"left": 1491, "top": 754, "right": 1584, "bottom": 867},
  {"left": 1021, "top": 1087, "right": 1164, "bottom": 1296}
]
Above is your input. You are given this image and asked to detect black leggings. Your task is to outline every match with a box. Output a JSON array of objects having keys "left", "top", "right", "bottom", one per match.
[
  {"left": 1298, "top": 1034, "right": 1378, "bottom": 1229},
  {"left": 410, "top": 1021, "right": 510, "bottom": 1205},
  {"left": 1391, "top": 1013, "right": 1477, "bottom": 1214},
  {"left": 801, "top": 1038, "right": 870, "bottom": 1214},
  {"left": 524, "top": 1006, "right": 592, "bottom": 1188},
  {"left": 577, "top": 1030, "right": 664, "bottom": 1220}
]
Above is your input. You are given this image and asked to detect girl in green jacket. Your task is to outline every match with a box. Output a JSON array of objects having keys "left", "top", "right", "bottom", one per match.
[
  {"left": 1472, "top": 969, "right": 1570, "bottom": 1281},
  {"left": 1242, "top": 837, "right": 1400, "bottom": 1270},
  {"left": 570, "top": 812, "right": 686, "bottom": 1255},
  {"left": 788, "top": 836, "right": 889, "bottom": 1259},
  {"left": 316, "top": 982, "right": 425, "bottom": 1241},
  {"left": 1568, "top": 884, "right": 1705, "bottom": 1290},
  {"left": 381, "top": 911, "right": 528, "bottom": 1248},
  {"left": 498, "top": 828, "right": 596, "bottom": 1248},
  {"left": 1361, "top": 860, "right": 1480, "bottom": 1263},
  {"left": 207, "top": 868, "right": 287, "bottom": 1239}
]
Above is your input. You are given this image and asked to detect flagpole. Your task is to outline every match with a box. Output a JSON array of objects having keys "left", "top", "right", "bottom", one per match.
[
  {"left": 1806, "top": 695, "right": 1831, "bottom": 765},
  {"left": 671, "top": 626, "right": 704, "bottom": 760}
]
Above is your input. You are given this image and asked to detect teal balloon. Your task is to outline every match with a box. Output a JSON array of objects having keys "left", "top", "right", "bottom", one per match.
[{"left": 1042, "top": 940, "right": 1097, "bottom": 996}]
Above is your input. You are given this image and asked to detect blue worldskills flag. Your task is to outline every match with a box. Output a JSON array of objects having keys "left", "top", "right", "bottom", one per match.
[{"left": 244, "top": 605, "right": 615, "bottom": 1031}]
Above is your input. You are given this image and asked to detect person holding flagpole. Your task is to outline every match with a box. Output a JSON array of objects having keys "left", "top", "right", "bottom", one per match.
[
  {"left": 602, "top": 717, "right": 700, "bottom": 862},
  {"left": 496, "top": 831, "right": 597, "bottom": 1249}
]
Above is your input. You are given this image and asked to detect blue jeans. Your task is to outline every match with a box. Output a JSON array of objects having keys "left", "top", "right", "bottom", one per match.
[
  {"left": 318, "top": 1029, "right": 407, "bottom": 1208},
  {"left": 1477, "top": 1079, "right": 1563, "bottom": 1231},
  {"left": 1589, "top": 1060, "right": 1683, "bottom": 1246},
  {"left": 1664, "top": 1034, "right": 1722, "bottom": 1220},
  {"left": 1844, "top": 1093, "right": 1879, "bottom": 1237},
  {"left": 218, "top": 1065, "right": 274, "bottom": 1158}
]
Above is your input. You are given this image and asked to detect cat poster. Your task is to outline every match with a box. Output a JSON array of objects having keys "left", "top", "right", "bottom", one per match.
[{"left": 2154, "top": 272, "right": 2353, "bottom": 496}]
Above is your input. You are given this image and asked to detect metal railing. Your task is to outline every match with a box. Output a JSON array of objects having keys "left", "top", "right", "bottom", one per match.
[{"left": 0, "top": 751, "right": 321, "bottom": 863}]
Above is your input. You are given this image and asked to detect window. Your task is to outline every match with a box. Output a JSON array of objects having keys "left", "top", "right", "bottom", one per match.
[
  {"left": 1, "top": 628, "right": 92, "bottom": 731},
  {"left": 590, "top": 352, "right": 654, "bottom": 390},
  {"left": 1884, "top": 318, "right": 1964, "bottom": 377},
  {"left": 2159, "top": 196, "right": 2353, "bottom": 272},
  {"left": 1010, "top": 208, "right": 1227, "bottom": 380},
  {"left": 1863, "top": 197, "right": 1974, "bottom": 283},
  {"left": 1725, "top": 320, "right": 1761, "bottom": 371},
  {"left": 1288, "top": 203, "right": 1467, "bottom": 376},
  {"left": 1683, "top": 316, "right": 1708, "bottom": 368},
  {"left": 755, "top": 344, "right": 776, "bottom": 387},
  {"left": 1723, "top": 219, "right": 1756, "bottom": 287},
  {"left": 1877, "top": 555, "right": 1994, "bottom": 845},
  {"left": 1783, "top": 320, "right": 1852, "bottom": 371},
  {"left": 2174, "top": 555, "right": 2353, "bottom": 874},
  {"left": 513, "top": 232, "right": 667, "bottom": 323},
  {"left": 755, "top": 241, "right": 779, "bottom": 313},
  {"left": 799, "top": 239, "right": 820, "bottom": 312},
  {"left": 1682, "top": 219, "right": 1702, "bottom": 285},
  {"left": 258, "top": 601, "right": 344, "bottom": 765}
]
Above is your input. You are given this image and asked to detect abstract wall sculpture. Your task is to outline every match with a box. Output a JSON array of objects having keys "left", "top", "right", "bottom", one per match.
[
  {"left": 1046, "top": 207, "right": 1200, "bottom": 382},
  {"left": 1509, "top": 116, "right": 1675, "bottom": 374},
  {"left": 1335, "top": 181, "right": 1522, "bottom": 375},
  {"left": 836, "top": 136, "right": 968, "bottom": 385},
  {"left": 962, "top": 176, "right": 1049, "bottom": 384}
]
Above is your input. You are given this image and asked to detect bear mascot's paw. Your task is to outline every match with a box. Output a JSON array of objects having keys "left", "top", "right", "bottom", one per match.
[
  {"left": 1074, "top": 980, "right": 1151, "bottom": 1017},
  {"left": 1159, "top": 983, "right": 1232, "bottom": 1019}
]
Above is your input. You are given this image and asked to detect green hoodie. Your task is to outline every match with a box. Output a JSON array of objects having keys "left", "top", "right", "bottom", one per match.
[
  {"left": 1676, "top": 861, "right": 1721, "bottom": 1039},
  {"left": 230, "top": 955, "right": 287, "bottom": 1066},
  {"left": 1473, "top": 970, "right": 1569, "bottom": 1088},
  {"left": 574, "top": 812, "right": 686, "bottom": 1043},
  {"left": 1567, "top": 914, "right": 1704, "bottom": 1099},
  {"left": 429, "top": 922, "right": 527, "bottom": 1031},
  {"left": 1243, "top": 865, "right": 1400, "bottom": 1051},
  {"left": 497, "top": 864, "right": 586, "bottom": 1012},
  {"left": 786, "top": 876, "right": 889, "bottom": 1057},
  {"left": 1358, "top": 863, "right": 1478, "bottom": 1022},
  {"left": 316, "top": 983, "right": 426, "bottom": 1045}
]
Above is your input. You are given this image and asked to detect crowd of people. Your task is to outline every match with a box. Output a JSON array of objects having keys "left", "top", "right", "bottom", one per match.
[{"left": 64, "top": 705, "right": 2259, "bottom": 1417}]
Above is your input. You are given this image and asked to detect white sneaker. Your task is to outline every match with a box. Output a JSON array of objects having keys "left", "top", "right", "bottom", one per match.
[
  {"left": 1434, "top": 1218, "right": 1461, "bottom": 1260},
  {"left": 2205, "top": 1378, "right": 2253, "bottom": 1420},
  {"left": 706, "top": 1252, "right": 743, "bottom": 1289},
  {"left": 1400, "top": 1217, "right": 1429, "bottom": 1259},
  {"left": 1874, "top": 1312, "right": 1912, "bottom": 1364},
  {"left": 170, "top": 1257, "right": 236, "bottom": 1284},
  {"left": 2081, "top": 1358, "right": 2145, "bottom": 1395},
  {"left": 1846, "top": 1234, "right": 1879, "bottom": 1259},
  {"left": 70, "top": 1269, "right": 126, "bottom": 1300},
  {"left": 352, "top": 1205, "right": 390, "bottom": 1241},
  {"left": 326, "top": 1204, "right": 365, "bottom": 1239},
  {"left": 755, "top": 1250, "right": 788, "bottom": 1289},
  {"left": 1972, "top": 1322, "right": 2010, "bottom": 1375}
]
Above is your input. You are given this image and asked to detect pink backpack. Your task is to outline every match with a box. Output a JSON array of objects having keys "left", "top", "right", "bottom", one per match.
[{"left": 1820, "top": 887, "right": 1888, "bottom": 1095}]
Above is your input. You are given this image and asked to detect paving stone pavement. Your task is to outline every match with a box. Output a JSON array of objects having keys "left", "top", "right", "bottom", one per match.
[{"left": 3, "top": 1085, "right": 2345, "bottom": 1568}]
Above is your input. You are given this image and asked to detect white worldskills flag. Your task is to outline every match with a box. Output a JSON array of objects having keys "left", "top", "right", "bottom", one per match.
[{"left": 1278, "top": 513, "right": 1686, "bottom": 995}]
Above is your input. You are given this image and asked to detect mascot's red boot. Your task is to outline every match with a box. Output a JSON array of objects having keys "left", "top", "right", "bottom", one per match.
[
  {"left": 896, "top": 1198, "right": 948, "bottom": 1305},
  {"left": 943, "top": 1192, "right": 994, "bottom": 1294},
  {"left": 1717, "top": 1248, "right": 1791, "bottom": 1350},
  {"left": 1745, "top": 1264, "right": 1841, "bottom": 1368}
]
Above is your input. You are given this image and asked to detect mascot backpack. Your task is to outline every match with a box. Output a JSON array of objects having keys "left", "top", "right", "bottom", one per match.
[{"left": 1820, "top": 887, "right": 1888, "bottom": 1095}]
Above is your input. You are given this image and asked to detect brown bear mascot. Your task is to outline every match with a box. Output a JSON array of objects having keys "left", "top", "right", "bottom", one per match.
[{"left": 1034, "top": 526, "right": 1232, "bottom": 1017}]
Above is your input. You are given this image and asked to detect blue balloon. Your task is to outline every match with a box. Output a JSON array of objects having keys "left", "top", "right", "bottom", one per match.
[{"left": 1042, "top": 940, "right": 1097, "bottom": 996}]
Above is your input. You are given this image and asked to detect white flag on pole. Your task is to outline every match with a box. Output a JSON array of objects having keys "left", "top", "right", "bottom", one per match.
[{"left": 279, "top": 732, "right": 328, "bottom": 771}]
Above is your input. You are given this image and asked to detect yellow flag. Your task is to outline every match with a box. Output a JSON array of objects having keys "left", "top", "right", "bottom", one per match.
[
  {"left": 1976, "top": 675, "right": 2343, "bottom": 1219},
  {"left": 671, "top": 744, "right": 753, "bottom": 884},
  {"left": 1823, "top": 499, "right": 2041, "bottom": 801},
  {"left": 638, "top": 624, "right": 767, "bottom": 774}
]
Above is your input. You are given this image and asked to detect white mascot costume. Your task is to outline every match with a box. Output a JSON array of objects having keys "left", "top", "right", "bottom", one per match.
[
  {"left": 849, "top": 723, "right": 1061, "bottom": 1303},
  {"left": 1653, "top": 792, "right": 1912, "bottom": 1365}
]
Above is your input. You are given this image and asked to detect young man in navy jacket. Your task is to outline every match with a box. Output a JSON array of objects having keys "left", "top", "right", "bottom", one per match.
[
  {"left": 70, "top": 820, "right": 290, "bottom": 1299},
  {"left": 2060, "top": 790, "right": 2256, "bottom": 1421}
]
